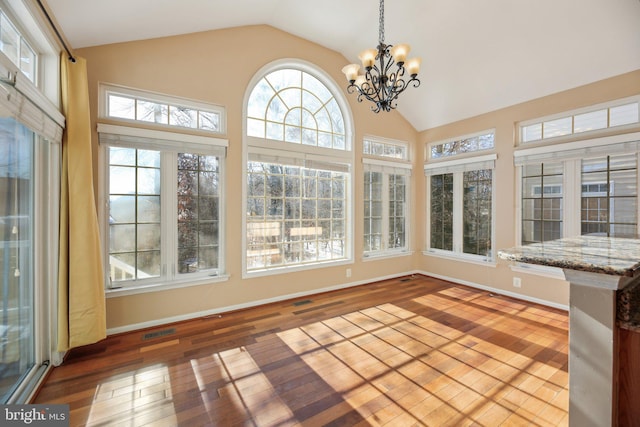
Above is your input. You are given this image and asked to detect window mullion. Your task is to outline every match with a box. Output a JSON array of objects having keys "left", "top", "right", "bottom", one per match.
[
  {"left": 452, "top": 172, "right": 464, "bottom": 253},
  {"left": 563, "top": 160, "right": 579, "bottom": 237},
  {"left": 381, "top": 172, "right": 390, "bottom": 251},
  {"left": 162, "top": 152, "right": 178, "bottom": 280}
]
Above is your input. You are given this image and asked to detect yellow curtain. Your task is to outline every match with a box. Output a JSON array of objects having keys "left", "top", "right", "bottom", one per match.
[{"left": 57, "top": 54, "right": 106, "bottom": 351}]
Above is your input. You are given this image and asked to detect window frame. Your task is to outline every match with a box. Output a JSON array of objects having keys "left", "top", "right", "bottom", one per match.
[
  {"left": 514, "top": 131, "right": 640, "bottom": 246},
  {"left": 98, "top": 124, "right": 228, "bottom": 297},
  {"left": 98, "top": 83, "right": 227, "bottom": 136},
  {"left": 426, "top": 129, "right": 495, "bottom": 160},
  {"left": 424, "top": 153, "right": 497, "bottom": 264},
  {"left": 362, "top": 135, "right": 412, "bottom": 260},
  {"left": 518, "top": 96, "right": 640, "bottom": 145},
  {"left": 242, "top": 59, "right": 354, "bottom": 278}
]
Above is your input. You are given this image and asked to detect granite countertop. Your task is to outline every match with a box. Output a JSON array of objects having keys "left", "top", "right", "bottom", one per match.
[
  {"left": 498, "top": 235, "right": 640, "bottom": 332},
  {"left": 497, "top": 235, "right": 640, "bottom": 277}
]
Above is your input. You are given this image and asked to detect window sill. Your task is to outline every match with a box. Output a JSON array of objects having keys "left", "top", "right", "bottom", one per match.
[
  {"left": 243, "top": 258, "right": 353, "bottom": 279},
  {"left": 363, "top": 250, "right": 413, "bottom": 262},
  {"left": 105, "top": 274, "right": 230, "bottom": 298},
  {"left": 422, "top": 250, "right": 496, "bottom": 267}
]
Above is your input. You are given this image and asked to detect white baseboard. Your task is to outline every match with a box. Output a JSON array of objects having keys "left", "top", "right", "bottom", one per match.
[
  {"left": 106, "top": 271, "right": 415, "bottom": 335},
  {"left": 416, "top": 269, "right": 569, "bottom": 311}
]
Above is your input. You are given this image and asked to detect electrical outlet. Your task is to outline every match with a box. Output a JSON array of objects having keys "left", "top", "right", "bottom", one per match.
[
  {"left": 513, "top": 277, "right": 522, "bottom": 288},
  {"left": 346, "top": 268, "right": 352, "bottom": 278}
]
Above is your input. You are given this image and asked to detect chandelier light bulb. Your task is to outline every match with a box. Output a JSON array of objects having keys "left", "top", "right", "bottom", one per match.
[
  {"left": 390, "top": 44, "right": 410, "bottom": 65},
  {"left": 406, "top": 57, "right": 421, "bottom": 77},
  {"left": 341, "top": 64, "right": 361, "bottom": 83},
  {"left": 358, "top": 49, "right": 377, "bottom": 69}
]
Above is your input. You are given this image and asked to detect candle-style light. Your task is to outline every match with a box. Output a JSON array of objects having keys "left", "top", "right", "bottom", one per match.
[{"left": 342, "top": 0, "right": 421, "bottom": 113}]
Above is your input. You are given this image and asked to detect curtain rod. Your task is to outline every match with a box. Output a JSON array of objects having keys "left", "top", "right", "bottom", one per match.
[{"left": 35, "top": 0, "right": 76, "bottom": 63}]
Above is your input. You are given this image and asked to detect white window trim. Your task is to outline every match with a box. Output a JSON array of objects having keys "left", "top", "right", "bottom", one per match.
[
  {"left": 518, "top": 96, "right": 640, "bottom": 145},
  {"left": 363, "top": 157, "right": 412, "bottom": 258},
  {"left": 98, "top": 124, "right": 229, "bottom": 295},
  {"left": 425, "top": 153, "right": 497, "bottom": 175},
  {"left": 422, "top": 248, "right": 498, "bottom": 267},
  {"left": 98, "top": 82, "right": 227, "bottom": 135},
  {"left": 425, "top": 153, "right": 497, "bottom": 263},
  {"left": 242, "top": 59, "right": 354, "bottom": 278}
]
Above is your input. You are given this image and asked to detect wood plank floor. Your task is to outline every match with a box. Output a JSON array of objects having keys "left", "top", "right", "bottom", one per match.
[{"left": 33, "top": 275, "right": 569, "bottom": 426}]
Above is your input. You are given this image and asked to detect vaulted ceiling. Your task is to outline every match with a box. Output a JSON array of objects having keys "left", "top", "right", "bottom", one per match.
[{"left": 46, "top": 0, "right": 640, "bottom": 131}]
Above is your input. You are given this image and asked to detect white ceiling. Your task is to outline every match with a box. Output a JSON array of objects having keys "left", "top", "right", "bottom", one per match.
[{"left": 46, "top": 0, "right": 640, "bottom": 132}]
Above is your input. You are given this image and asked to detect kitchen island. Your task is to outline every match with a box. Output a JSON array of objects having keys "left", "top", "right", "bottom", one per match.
[{"left": 498, "top": 236, "right": 640, "bottom": 427}]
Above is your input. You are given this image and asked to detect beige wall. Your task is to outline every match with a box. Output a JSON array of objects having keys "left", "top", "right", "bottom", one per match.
[
  {"left": 78, "top": 24, "right": 640, "bottom": 331},
  {"left": 78, "top": 25, "right": 419, "bottom": 331},
  {"left": 418, "top": 69, "right": 640, "bottom": 307}
]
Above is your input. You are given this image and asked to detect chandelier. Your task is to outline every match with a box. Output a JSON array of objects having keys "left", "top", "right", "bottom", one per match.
[{"left": 342, "top": 0, "right": 421, "bottom": 113}]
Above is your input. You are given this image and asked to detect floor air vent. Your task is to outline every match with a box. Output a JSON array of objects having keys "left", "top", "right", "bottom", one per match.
[
  {"left": 293, "top": 299, "right": 312, "bottom": 306},
  {"left": 142, "top": 328, "right": 176, "bottom": 340}
]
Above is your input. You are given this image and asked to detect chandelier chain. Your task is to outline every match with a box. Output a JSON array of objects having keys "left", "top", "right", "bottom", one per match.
[{"left": 378, "top": 0, "right": 385, "bottom": 44}]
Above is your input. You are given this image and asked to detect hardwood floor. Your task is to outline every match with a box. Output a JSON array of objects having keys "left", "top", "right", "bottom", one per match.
[{"left": 34, "top": 275, "right": 569, "bottom": 426}]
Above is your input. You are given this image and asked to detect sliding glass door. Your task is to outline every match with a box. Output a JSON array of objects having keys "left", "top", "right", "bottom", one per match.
[
  {"left": 0, "top": 117, "right": 57, "bottom": 403},
  {"left": 0, "top": 118, "right": 35, "bottom": 401}
]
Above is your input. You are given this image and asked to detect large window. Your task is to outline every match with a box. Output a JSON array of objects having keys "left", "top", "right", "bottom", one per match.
[
  {"left": 244, "top": 62, "right": 352, "bottom": 274},
  {"left": 99, "top": 86, "right": 227, "bottom": 292},
  {"left": 247, "top": 162, "right": 346, "bottom": 269},
  {"left": 427, "top": 167, "right": 494, "bottom": 259},
  {"left": 99, "top": 125, "right": 227, "bottom": 292},
  {"left": 425, "top": 131, "right": 496, "bottom": 262},
  {"left": 363, "top": 137, "right": 411, "bottom": 257},
  {"left": 515, "top": 132, "right": 640, "bottom": 244}
]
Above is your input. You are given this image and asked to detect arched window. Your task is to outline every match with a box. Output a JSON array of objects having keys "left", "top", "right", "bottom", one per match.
[
  {"left": 244, "top": 61, "right": 353, "bottom": 275},
  {"left": 247, "top": 68, "right": 347, "bottom": 149}
]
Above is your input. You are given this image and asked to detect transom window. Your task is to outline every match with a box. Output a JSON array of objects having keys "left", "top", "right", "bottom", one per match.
[
  {"left": 520, "top": 97, "right": 640, "bottom": 143},
  {"left": 100, "top": 83, "right": 226, "bottom": 135},
  {"left": 363, "top": 137, "right": 409, "bottom": 160},
  {"left": 0, "top": 9, "right": 36, "bottom": 82},
  {"left": 428, "top": 130, "right": 494, "bottom": 159},
  {"left": 244, "top": 62, "right": 352, "bottom": 275}
]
